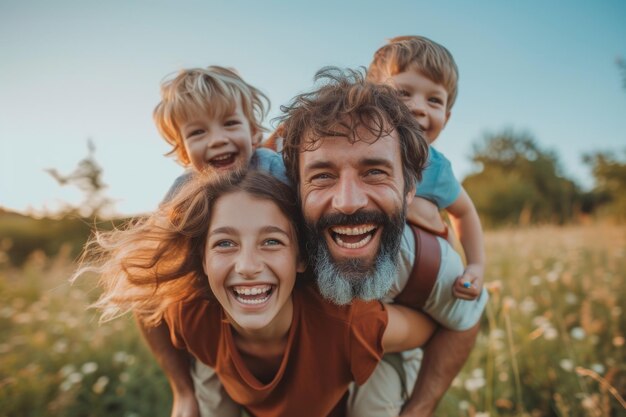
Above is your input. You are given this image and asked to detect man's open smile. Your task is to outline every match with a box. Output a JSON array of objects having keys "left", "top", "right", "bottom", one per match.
[{"left": 328, "top": 224, "right": 379, "bottom": 249}]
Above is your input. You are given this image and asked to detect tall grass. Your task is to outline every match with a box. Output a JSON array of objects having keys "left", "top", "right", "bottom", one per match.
[
  {"left": 438, "top": 224, "right": 626, "bottom": 416},
  {"left": 0, "top": 225, "right": 624, "bottom": 416},
  {"left": 0, "top": 245, "right": 170, "bottom": 417}
]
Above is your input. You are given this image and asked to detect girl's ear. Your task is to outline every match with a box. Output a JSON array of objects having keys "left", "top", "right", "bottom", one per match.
[
  {"left": 296, "top": 258, "right": 307, "bottom": 273},
  {"left": 202, "top": 254, "right": 211, "bottom": 277}
]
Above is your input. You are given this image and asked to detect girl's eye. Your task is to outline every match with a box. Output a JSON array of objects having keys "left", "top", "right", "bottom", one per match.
[
  {"left": 215, "top": 240, "right": 235, "bottom": 248},
  {"left": 263, "top": 238, "right": 283, "bottom": 246}
]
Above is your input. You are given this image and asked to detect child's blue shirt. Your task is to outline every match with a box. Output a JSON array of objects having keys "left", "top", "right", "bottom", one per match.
[
  {"left": 162, "top": 148, "right": 288, "bottom": 203},
  {"left": 416, "top": 147, "right": 461, "bottom": 209}
]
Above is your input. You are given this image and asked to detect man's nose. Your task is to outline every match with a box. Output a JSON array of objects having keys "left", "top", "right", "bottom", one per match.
[
  {"left": 235, "top": 245, "right": 263, "bottom": 278},
  {"left": 332, "top": 175, "right": 368, "bottom": 215}
]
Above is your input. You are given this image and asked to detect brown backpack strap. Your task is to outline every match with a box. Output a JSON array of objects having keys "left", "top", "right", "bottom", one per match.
[{"left": 394, "top": 224, "right": 441, "bottom": 309}]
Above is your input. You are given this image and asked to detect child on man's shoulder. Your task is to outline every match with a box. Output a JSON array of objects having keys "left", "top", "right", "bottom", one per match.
[{"left": 367, "top": 35, "right": 486, "bottom": 300}]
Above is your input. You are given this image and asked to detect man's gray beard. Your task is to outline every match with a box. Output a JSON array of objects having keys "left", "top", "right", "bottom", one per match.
[
  {"left": 314, "top": 242, "right": 398, "bottom": 305},
  {"left": 306, "top": 207, "right": 405, "bottom": 305}
]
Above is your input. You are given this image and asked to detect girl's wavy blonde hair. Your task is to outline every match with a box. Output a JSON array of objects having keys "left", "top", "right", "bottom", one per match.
[
  {"left": 153, "top": 66, "right": 269, "bottom": 166},
  {"left": 73, "top": 169, "right": 304, "bottom": 327}
]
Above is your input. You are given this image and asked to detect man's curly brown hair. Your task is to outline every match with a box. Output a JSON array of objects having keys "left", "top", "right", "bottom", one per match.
[{"left": 278, "top": 67, "right": 429, "bottom": 195}]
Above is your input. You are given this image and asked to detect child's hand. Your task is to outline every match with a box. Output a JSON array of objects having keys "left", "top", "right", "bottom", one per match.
[{"left": 452, "top": 265, "right": 483, "bottom": 300}]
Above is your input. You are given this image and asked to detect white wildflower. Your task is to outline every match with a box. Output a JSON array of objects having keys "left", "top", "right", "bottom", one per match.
[
  {"left": 81, "top": 362, "right": 98, "bottom": 374},
  {"left": 564, "top": 293, "right": 578, "bottom": 305},
  {"left": 92, "top": 376, "right": 110, "bottom": 394},
  {"left": 591, "top": 363, "right": 605, "bottom": 374},
  {"left": 570, "top": 327, "right": 586, "bottom": 340},
  {"left": 559, "top": 359, "right": 574, "bottom": 372}
]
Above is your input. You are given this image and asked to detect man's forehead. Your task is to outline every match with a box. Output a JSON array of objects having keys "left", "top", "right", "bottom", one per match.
[{"left": 299, "top": 129, "right": 401, "bottom": 168}]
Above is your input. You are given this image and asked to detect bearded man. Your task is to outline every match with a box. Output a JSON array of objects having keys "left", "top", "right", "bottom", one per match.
[{"left": 278, "top": 67, "right": 488, "bottom": 417}]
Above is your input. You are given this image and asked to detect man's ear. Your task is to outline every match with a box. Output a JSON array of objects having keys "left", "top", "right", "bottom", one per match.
[{"left": 405, "top": 182, "right": 416, "bottom": 205}]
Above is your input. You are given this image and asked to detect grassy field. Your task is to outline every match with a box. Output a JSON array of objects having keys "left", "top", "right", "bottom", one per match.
[{"left": 0, "top": 225, "right": 624, "bottom": 416}]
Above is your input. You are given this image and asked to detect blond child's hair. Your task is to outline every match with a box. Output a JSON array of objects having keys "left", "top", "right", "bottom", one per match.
[
  {"left": 153, "top": 66, "right": 270, "bottom": 165},
  {"left": 367, "top": 36, "right": 459, "bottom": 111}
]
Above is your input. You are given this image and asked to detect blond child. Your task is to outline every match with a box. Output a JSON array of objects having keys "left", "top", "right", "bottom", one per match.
[
  {"left": 367, "top": 35, "right": 486, "bottom": 300},
  {"left": 75, "top": 170, "right": 436, "bottom": 417},
  {"left": 154, "top": 66, "right": 288, "bottom": 199}
]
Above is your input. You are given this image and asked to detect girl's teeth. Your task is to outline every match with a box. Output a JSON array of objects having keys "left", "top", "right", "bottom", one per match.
[
  {"left": 233, "top": 285, "right": 271, "bottom": 295},
  {"left": 236, "top": 295, "right": 270, "bottom": 305}
]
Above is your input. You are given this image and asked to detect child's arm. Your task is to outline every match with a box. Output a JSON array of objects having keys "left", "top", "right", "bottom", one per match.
[
  {"left": 382, "top": 304, "right": 437, "bottom": 352},
  {"left": 446, "top": 187, "right": 485, "bottom": 300},
  {"left": 135, "top": 317, "right": 200, "bottom": 417}
]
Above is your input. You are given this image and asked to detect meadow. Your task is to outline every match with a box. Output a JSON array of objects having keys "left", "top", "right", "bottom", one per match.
[{"left": 0, "top": 224, "right": 624, "bottom": 416}]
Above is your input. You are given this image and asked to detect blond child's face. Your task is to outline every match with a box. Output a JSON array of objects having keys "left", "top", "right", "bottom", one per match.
[
  {"left": 203, "top": 191, "right": 304, "bottom": 333},
  {"left": 180, "top": 100, "right": 259, "bottom": 172},
  {"left": 386, "top": 69, "right": 450, "bottom": 144}
]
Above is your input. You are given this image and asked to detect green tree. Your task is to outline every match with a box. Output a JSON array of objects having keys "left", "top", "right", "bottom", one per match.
[
  {"left": 463, "top": 129, "right": 581, "bottom": 227},
  {"left": 45, "top": 139, "right": 114, "bottom": 218},
  {"left": 583, "top": 150, "right": 626, "bottom": 221}
]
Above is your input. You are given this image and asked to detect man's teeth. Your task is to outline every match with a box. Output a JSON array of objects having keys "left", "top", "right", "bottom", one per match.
[
  {"left": 335, "top": 234, "right": 372, "bottom": 249},
  {"left": 233, "top": 285, "right": 271, "bottom": 296},
  {"left": 330, "top": 225, "right": 376, "bottom": 235},
  {"left": 330, "top": 224, "right": 376, "bottom": 249}
]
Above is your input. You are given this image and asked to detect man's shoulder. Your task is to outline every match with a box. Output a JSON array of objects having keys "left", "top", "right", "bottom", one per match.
[{"left": 391, "top": 225, "right": 488, "bottom": 330}]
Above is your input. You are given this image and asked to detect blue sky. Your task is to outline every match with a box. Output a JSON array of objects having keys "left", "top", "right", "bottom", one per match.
[{"left": 1, "top": 0, "right": 625, "bottom": 216}]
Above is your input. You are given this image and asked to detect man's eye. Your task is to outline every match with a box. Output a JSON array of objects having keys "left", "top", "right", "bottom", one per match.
[
  {"left": 366, "top": 169, "right": 385, "bottom": 177},
  {"left": 310, "top": 173, "right": 333, "bottom": 183}
]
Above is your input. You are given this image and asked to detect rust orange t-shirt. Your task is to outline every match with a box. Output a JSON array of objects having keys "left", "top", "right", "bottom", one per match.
[{"left": 164, "top": 283, "right": 388, "bottom": 417}]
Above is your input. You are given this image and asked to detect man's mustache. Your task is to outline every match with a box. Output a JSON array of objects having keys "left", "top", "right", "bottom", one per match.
[{"left": 313, "top": 209, "right": 388, "bottom": 230}]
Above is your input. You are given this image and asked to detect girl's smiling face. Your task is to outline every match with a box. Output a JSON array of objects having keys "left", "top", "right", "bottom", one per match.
[{"left": 204, "top": 191, "right": 304, "bottom": 334}]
